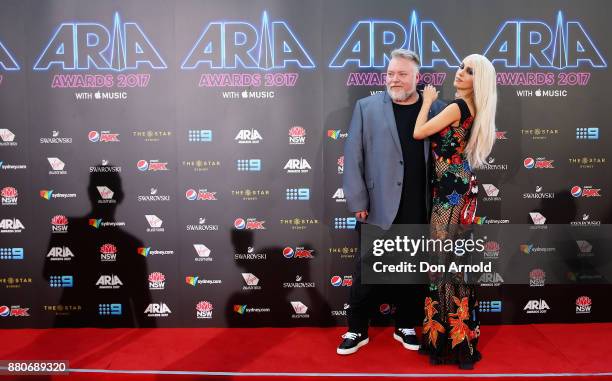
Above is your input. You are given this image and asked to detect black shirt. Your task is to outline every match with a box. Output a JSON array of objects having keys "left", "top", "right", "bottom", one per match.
[{"left": 392, "top": 97, "right": 426, "bottom": 224}]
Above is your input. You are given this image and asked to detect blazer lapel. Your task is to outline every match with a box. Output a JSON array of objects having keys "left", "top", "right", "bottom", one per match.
[{"left": 383, "top": 92, "right": 402, "bottom": 155}]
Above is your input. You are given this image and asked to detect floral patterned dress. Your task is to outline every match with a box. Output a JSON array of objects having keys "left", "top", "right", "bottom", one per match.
[{"left": 420, "top": 98, "right": 481, "bottom": 366}]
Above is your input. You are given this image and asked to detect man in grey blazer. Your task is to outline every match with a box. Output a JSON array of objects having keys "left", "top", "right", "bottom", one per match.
[{"left": 338, "top": 49, "right": 446, "bottom": 355}]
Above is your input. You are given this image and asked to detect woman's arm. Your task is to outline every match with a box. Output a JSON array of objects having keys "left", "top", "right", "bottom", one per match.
[{"left": 413, "top": 85, "right": 461, "bottom": 140}]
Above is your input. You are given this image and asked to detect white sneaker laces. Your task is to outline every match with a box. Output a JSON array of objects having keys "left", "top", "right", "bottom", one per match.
[
  {"left": 342, "top": 332, "right": 360, "bottom": 340},
  {"left": 399, "top": 328, "right": 416, "bottom": 336}
]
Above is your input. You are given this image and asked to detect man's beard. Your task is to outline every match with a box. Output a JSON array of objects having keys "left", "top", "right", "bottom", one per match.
[{"left": 386, "top": 86, "right": 413, "bottom": 102}]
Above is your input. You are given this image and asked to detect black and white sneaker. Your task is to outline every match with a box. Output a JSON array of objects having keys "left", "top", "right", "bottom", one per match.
[
  {"left": 393, "top": 328, "right": 420, "bottom": 350},
  {"left": 336, "top": 332, "right": 369, "bottom": 355}
]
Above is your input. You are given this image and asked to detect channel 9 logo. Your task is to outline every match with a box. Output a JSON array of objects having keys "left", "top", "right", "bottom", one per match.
[
  {"left": 0, "top": 248, "right": 24, "bottom": 260},
  {"left": 49, "top": 275, "right": 74, "bottom": 288},
  {"left": 334, "top": 217, "right": 357, "bottom": 230},
  {"left": 480, "top": 300, "right": 502, "bottom": 313},
  {"left": 98, "top": 304, "right": 122, "bottom": 316},
  {"left": 575, "top": 127, "right": 599, "bottom": 140},
  {"left": 188, "top": 130, "right": 212, "bottom": 142},
  {"left": 236, "top": 159, "right": 261, "bottom": 172},
  {"left": 286, "top": 188, "right": 310, "bottom": 200}
]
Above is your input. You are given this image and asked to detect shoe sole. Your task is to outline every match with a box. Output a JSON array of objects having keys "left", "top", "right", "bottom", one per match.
[
  {"left": 336, "top": 338, "right": 369, "bottom": 355},
  {"left": 393, "top": 333, "right": 420, "bottom": 351}
]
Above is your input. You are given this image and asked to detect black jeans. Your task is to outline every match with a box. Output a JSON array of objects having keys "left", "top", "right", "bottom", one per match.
[{"left": 347, "top": 223, "right": 425, "bottom": 334}]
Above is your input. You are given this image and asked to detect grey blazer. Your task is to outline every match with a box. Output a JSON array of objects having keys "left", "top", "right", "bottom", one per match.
[{"left": 342, "top": 91, "right": 446, "bottom": 230}]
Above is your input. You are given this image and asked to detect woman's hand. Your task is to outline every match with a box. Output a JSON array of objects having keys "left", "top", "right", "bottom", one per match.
[{"left": 421, "top": 84, "right": 439, "bottom": 104}]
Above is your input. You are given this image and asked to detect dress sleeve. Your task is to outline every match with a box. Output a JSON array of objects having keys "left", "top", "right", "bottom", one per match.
[{"left": 450, "top": 98, "right": 471, "bottom": 124}]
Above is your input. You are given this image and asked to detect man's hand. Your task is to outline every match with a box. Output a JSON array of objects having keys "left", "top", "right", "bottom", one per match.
[{"left": 355, "top": 210, "right": 368, "bottom": 220}]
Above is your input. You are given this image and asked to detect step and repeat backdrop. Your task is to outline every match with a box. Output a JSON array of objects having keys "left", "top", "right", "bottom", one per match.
[{"left": 0, "top": 0, "right": 610, "bottom": 328}]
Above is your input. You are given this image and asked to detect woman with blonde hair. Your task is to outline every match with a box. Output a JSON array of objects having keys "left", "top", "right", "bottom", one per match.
[{"left": 413, "top": 54, "right": 497, "bottom": 369}]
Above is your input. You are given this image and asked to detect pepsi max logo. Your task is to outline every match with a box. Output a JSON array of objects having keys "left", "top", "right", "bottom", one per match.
[
  {"left": 536, "top": 160, "right": 554, "bottom": 168},
  {"left": 379, "top": 303, "right": 391, "bottom": 315},
  {"left": 137, "top": 160, "right": 168, "bottom": 171},
  {"left": 185, "top": 189, "right": 217, "bottom": 201},
  {"left": 0, "top": 305, "right": 10, "bottom": 317},
  {"left": 330, "top": 275, "right": 352, "bottom": 286},
  {"left": 234, "top": 218, "right": 265, "bottom": 230},
  {"left": 234, "top": 218, "right": 246, "bottom": 229},
  {"left": 524, "top": 157, "right": 554, "bottom": 169},
  {"left": 186, "top": 189, "right": 198, "bottom": 200},
  {"left": 137, "top": 160, "right": 149, "bottom": 171},
  {"left": 89, "top": 131, "right": 119, "bottom": 142},
  {"left": 571, "top": 186, "right": 601, "bottom": 197},
  {"left": 295, "top": 249, "right": 313, "bottom": 258},
  {"left": 88, "top": 131, "right": 100, "bottom": 142},
  {"left": 283, "top": 247, "right": 294, "bottom": 258},
  {"left": 283, "top": 247, "right": 314, "bottom": 259}
]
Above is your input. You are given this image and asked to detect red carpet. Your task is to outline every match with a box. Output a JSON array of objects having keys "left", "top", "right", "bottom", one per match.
[{"left": 1, "top": 324, "right": 611, "bottom": 380}]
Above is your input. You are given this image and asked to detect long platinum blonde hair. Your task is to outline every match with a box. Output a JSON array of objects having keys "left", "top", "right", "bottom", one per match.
[{"left": 463, "top": 54, "right": 497, "bottom": 169}]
